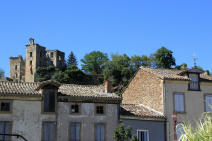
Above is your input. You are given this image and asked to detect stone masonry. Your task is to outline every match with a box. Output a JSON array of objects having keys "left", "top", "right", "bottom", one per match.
[
  {"left": 10, "top": 38, "right": 65, "bottom": 82},
  {"left": 122, "top": 68, "right": 164, "bottom": 113}
]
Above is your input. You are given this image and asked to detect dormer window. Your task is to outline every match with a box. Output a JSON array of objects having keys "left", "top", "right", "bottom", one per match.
[
  {"left": 189, "top": 73, "right": 200, "bottom": 91},
  {"left": 43, "top": 92, "right": 55, "bottom": 113}
]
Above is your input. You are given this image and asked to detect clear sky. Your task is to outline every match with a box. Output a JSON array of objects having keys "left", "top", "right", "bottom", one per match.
[{"left": 1, "top": 0, "right": 212, "bottom": 76}]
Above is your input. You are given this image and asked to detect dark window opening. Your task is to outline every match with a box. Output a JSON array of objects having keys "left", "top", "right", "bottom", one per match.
[
  {"left": 0, "top": 121, "right": 12, "bottom": 141},
  {"left": 96, "top": 106, "right": 104, "bottom": 114},
  {"left": 50, "top": 52, "right": 54, "bottom": 58},
  {"left": 71, "top": 104, "right": 79, "bottom": 114},
  {"left": 0, "top": 102, "right": 10, "bottom": 112},
  {"left": 44, "top": 93, "right": 55, "bottom": 113},
  {"left": 30, "top": 52, "right": 32, "bottom": 57},
  {"left": 30, "top": 61, "right": 32, "bottom": 65},
  {"left": 40, "top": 52, "right": 42, "bottom": 57},
  {"left": 189, "top": 73, "right": 200, "bottom": 90},
  {"left": 15, "top": 65, "right": 17, "bottom": 71}
]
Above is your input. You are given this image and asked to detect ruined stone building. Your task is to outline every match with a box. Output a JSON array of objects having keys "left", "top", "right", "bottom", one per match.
[{"left": 10, "top": 38, "right": 65, "bottom": 82}]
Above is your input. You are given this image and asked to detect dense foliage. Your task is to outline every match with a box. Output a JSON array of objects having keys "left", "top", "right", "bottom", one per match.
[
  {"left": 114, "top": 123, "right": 138, "bottom": 141},
  {"left": 35, "top": 47, "right": 203, "bottom": 94},
  {"left": 179, "top": 113, "right": 212, "bottom": 141},
  {"left": 81, "top": 51, "right": 109, "bottom": 75}
]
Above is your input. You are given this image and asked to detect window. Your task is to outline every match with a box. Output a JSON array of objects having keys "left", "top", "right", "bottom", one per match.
[
  {"left": 95, "top": 105, "right": 105, "bottom": 115},
  {"left": 205, "top": 95, "right": 212, "bottom": 112},
  {"left": 174, "top": 93, "right": 185, "bottom": 113},
  {"left": 137, "top": 130, "right": 149, "bottom": 141},
  {"left": 0, "top": 121, "right": 12, "bottom": 141},
  {"left": 30, "top": 52, "right": 32, "bottom": 57},
  {"left": 30, "top": 61, "right": 32, "bottom": 65},
  {"left": 70, "top": 104, "right": 80, "bottom": 114},
  {"left": 43, "top": 122, "right": 55, "bottom": 141},
  {"left": 50, "top": 52, "right": 54, "bottom": 58},
  {"left": 40, "top": 52, "right": 42, "bottom": 57},
  {"left": 15, "top": 65, "right": 17, "bottom": 71},
  {"left": 0, "top": 102, "right": 10, "bottom": 112},
  {"left": 70, "top": 123, "right": 81, "bottom": 141},
  {"left": 95, "top": 124, "right": 105, "bottom": 141},
  {"left": 43, "top": 92, "right": 55, "bottom": 113},
  {"left": 189, "top": 73, "right": 200, "bottom": 90}
]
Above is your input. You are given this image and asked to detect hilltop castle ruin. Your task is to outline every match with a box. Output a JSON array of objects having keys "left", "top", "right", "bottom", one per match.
[{"left": 10, "top": 38, "right": 65, "bottom": 82}]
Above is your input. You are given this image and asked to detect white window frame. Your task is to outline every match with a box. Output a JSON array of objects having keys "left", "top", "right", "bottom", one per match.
[
  {"left": 205, "top": 94, "right": 212, "bottom": 112},
  {"left": 137, "top": 129, "right": 149, "bottom": 141}
]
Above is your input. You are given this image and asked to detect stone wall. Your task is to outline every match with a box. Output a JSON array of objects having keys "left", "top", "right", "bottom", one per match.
[
  {"left": 122, "top": 69, "right": 164, "bottom": 113},
  {"left": 9, "top": 56, "right": 25, "bottom": 81}
]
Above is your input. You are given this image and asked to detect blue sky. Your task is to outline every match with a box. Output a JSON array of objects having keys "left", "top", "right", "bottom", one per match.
[{"left": 1, "top": 0, "right": 212, "bottom": 76}]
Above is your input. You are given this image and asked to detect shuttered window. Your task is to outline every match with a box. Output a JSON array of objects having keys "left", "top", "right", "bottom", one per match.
[
  {"left": 44, "top": 93, "right": 55, "bottom": 113},
  {"left": 174, "top": 93, "right": 185, "bottom": 113},
  {"left": 0, "top": 121, "right": 12, "bottom": 141},
  {"left": 96, "top": 124, "right": 105, "bottom": 141},
  {"left": 43, "top": 122, "right": 55, "bottom": 141},
  {"left": 70, "top": 123, "right": 81, "bottom": 141},
  {"left": 137, "top": 130, "right": 149, "bottom": 141},
  {"left": 189, "top": 74, "right": 200, "bottom": 90},
  {"left": 205, "top": 95, "right": 212, "bottom": 112}
]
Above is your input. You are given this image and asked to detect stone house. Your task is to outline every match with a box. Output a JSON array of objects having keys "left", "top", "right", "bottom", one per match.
[
  {"left": 0, "top": 80, "right": 121, "bottom": 141},
  {"left": 122, "top": 67, "right": 212, "bottom": 141}
]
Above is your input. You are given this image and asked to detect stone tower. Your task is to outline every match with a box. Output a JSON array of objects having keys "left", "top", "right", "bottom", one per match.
[
  {"left": 46, "top": 50, "right": 65, "bottom": 69},
  {"left": 25, "top": 38, "right": 47, "bottom": 82},
  {"left": 9, "top": 55, "right": 25, "bottom": 81}
]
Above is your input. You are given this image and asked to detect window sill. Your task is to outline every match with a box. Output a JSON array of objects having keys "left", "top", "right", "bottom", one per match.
[
  {"left": 0, "top": 111, "right": 12, "bottom": 114},
  {"left": 173, "top": 112, "right": 186, "bottom": 114}
]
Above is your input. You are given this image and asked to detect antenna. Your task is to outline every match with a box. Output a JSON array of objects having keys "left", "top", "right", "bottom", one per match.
[{"left": 192, "top": 53, "right": 197, "bottom": 67}]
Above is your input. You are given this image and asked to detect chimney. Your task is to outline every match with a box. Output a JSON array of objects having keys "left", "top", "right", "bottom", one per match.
[
  {"left": 105, "top": 80, "right": 112, "bottom": 93},
  {"left": 29, "top": 38, "right": 34, "bottom": 45}
]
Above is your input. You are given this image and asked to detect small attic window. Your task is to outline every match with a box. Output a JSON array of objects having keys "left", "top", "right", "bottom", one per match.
[{"left": 188, "top": 73, "right": 200, "bottom": 91}]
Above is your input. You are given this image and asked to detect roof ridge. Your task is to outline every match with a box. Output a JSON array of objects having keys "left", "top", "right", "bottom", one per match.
[{"left": 139, "top": 104, "right": 164, "bottom": 116}]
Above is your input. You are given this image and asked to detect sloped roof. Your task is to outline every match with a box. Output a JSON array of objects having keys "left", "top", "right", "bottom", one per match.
[
  {"left": 120, "top": 104, "right": 165, "bottom": 119},
  {"left": 0, "top": 81, "right": 120, "bottom": 100},
  {"left": 140, "top": 67, "right": 212, "bottom": 81}
]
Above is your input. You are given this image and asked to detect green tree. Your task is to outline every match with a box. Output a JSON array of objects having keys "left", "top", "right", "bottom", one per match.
[
  {"left": 81, "top": 51, "right": 108, "bottom": 75},
  {"left": 67, "top": 51, "right": 77, "bottom": 67},
  {"left": 35, "top": 66, "right": 55, "bottom": 82},
  {"left": 0, "top": 69, "right": 4, "bottom": 77},
  {"left": 52, "top": 65, "right": 85, "bottom": 84},
  {"left": 179, "top": 113, "right": 212, "bottom": 141},
  {"left": 114, "top": 123, "right": 138, "bottom": 141},
  {"left": 103, "top": 54, "right": 134, "bottom": 94},
  {"left": 131, "top": 55, "right": 151, "bottom": 72},
  {"left": 175, "top": 63, "right": 188, "bottom": 70},
  {"left": 152, "top": 47, "right": 176, "bottom": 69}
]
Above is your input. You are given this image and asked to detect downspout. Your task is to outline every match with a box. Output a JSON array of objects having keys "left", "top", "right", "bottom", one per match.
[{"left": 163, "top": 80, "right": 169, "bottom": 141}]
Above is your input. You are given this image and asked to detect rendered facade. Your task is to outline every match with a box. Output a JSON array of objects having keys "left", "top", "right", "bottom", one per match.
[
  {"left": 122, "top": 66, "right": 212, "bottom": 141},
  {"left": 0, "top": 80, "right": 121, "bottom": 141}
]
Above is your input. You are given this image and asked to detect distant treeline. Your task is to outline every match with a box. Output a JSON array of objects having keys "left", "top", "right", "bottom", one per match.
[{"left": 33, "top": 47, "right": 202, "bottom": 94}]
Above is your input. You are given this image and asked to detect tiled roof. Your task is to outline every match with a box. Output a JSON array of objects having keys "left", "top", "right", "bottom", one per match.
[
  {"left": 0, "top": 81, "right": 120, "bottom": 100},
  {"left": 141, "top": 67, "right": 212, "bottom": 81},
  {"left": 141, "top": 67, "right": 189, "bottom": 80},
  {"left": 120, "top": 104, "right": 165, "bottom": 119}
]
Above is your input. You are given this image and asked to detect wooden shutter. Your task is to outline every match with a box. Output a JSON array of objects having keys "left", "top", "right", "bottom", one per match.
[
  {"left": 205, "top": 95, "right": 212, "bottom": 112},
  {"left": 43, "top": 122, "right": 55, "bottom": 141},
  {"left": 174, "top": 93, "right": 184, "bottom": 112},
  {"left": 96, "top": 124, "right": 105, "bottom": 141},
  {"left": 70, "top": 123, "right": 80, "bottom": 141},
  {"left": 0, "top": 122, "right": 4, "bottom": 141}
]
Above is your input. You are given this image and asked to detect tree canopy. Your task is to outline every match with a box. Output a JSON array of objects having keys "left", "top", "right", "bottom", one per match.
[
  {"left": 67, "top": 51, "right": 77, "bottom": 67},
  {"left": 152, "top": 46, "right": 176, "bottom": 69},
  {"left": 81, "top": 51, "right": 109, "bottom": 75}
]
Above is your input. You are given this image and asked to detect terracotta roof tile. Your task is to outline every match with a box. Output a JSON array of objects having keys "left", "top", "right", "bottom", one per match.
[
  {"left": 0, "top": 81, "right": 120, "bottom": 100},
  {"left": 141, "top": 67, "right": 212, "bottom": 81}
]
